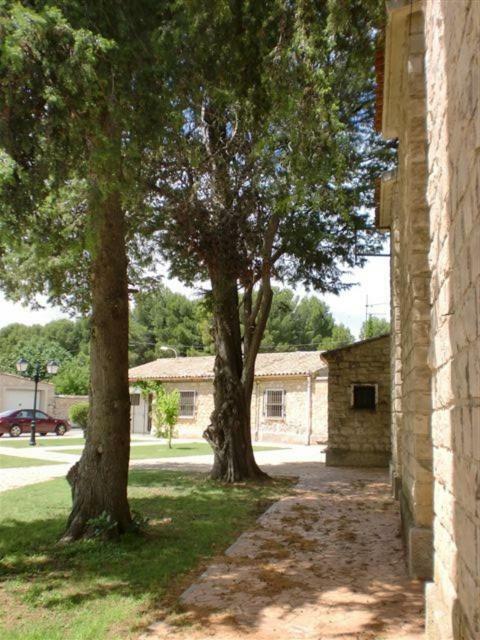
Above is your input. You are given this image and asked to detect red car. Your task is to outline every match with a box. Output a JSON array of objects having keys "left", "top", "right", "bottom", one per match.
[{"left": 0, "top": 409, "right": 70, "bottom": 437}]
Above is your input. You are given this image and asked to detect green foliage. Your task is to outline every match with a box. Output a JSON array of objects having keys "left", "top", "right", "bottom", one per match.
[
  {"left": 360, "top": 316, "right": 390, "bottom": 340},
  {"left": 0, "top": 320, "right": 90, "bottom": 392},
  {"left": 319, "top": 324, "right": 355, "bottom": 350},
  {"left": 68, "top": 402, "right": 89, "bottom": 431},
  {"left": 0, "top": 331, "right": 72, "bottom": 379},
  {"left": 0, "top": 1, "right": 169, "bottom": 310},
  {"left": 53, "top": 353, "right": 90, "bottom": 395},
  {"left": 0, "top": 470, "right": 289, "bottom": 640},
  {"left": 151, "top": 0, "right": 391, "bottom": 293},
  {"left": 86, "top": 511, "right": 119, "bottom": 539},
  {"left": 261, "top": 289, "right": 336, "bottom": 351},
  {"left": 135, "top": 379, "right": 163, "bottom": 398},
  {"left": 152, "top": 388, "right": 180, "bottom": 448}
]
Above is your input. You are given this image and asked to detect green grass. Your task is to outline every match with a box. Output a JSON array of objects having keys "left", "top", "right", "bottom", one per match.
[
  {"left": 0, "top": 437, "right": 86, "bottom": 448},
  {"left": 0, "top": 454, "right": 65, "bottom": 469},
  {"left": 57, "top": 442, "right": 280, "bottom": 459},
  {"left": 0, "top": 469, "right": 291, "bottom": 640}
]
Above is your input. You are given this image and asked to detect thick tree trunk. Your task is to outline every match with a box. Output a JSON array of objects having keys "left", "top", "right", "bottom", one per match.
[
  {"left": 203, "top": 276, "right": 268, "bottom": 482},
  {"left": 63, "top": 189, "right": 132, "bottom": 540}
]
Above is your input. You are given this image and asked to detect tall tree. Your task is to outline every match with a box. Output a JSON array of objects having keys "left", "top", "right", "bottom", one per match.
[
  {"left": 147, "top": 0, "right": 388, "bottom": 481},
  {"left": 0, "top": 1, "right": 166, "bottom": 538},
  {"left": 360, "top": 316, "right": 390, "bottom": 340}
]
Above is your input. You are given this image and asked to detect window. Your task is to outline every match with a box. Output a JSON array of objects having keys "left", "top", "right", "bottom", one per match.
[
  {"left": 130, "top": 393, "right": 140, "bottom": 406},
  {"left": 351, "top": 384, "right": 377, "bottom": 410},
  {"left": 35, "top": 411, "right": 48, "bottom": 419},
  {"left": 16, "top": 410, "right": 33, "bottom": 419},
  {"left": 179, "top": 390, "right": 196, "bottom": 417},
  {"left": 264, "top": 389, "right": 286, "bottom": 418}
]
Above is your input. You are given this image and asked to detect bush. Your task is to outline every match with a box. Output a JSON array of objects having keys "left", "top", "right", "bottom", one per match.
[{"left": 69, "top": 402, "right": 89, "bottom": 436}]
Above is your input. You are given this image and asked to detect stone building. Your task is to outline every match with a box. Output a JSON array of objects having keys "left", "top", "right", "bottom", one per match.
[
  {"left": 377, "top": 1, "right": 479, "bottom": 638},
  {"left": 129, "top": 351, "right": 328, "bottom": 445},
  {"left": 322, "top": 335, "right": 391, "bottom": 467}
]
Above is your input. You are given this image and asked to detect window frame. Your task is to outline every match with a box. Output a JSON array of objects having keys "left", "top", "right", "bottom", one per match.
[
  {"left": 263, "top": 389, "right": 286, "bottom": 419},
  {"left": 350, "top": 383, "right": 378, "bottom": 410},
  {"left": 179, "top": 390, "right": 197, "bottom": 418},
  {"left": 129, "top": 393, "right": 141, "bottom": 407}
]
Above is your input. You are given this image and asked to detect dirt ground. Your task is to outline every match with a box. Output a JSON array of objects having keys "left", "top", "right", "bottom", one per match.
[{"left": 140, "top": 461, "right": 425, "bottom": 640}]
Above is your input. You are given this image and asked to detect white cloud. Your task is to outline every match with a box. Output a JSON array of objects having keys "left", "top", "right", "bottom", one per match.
[{"left": 0, "top": 294, "right": 69, "bottom": 328}]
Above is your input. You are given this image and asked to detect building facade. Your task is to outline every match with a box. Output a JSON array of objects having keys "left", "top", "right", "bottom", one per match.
[
  {"left": 322, "top": 335, "right": 391, "bottom": 468},
  {"left": 0, "top": 372, "right": 55, "bottom": 415},
  {"left": 378, "top": 1, "right": 479, "bottom": 638},
  {"left": 129, "top": 351, "right": 328, "bottom": 445}
]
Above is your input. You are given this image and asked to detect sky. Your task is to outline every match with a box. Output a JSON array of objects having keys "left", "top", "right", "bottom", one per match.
[{"left": 0, "top": 256, "right": 390, "bottom": 340}]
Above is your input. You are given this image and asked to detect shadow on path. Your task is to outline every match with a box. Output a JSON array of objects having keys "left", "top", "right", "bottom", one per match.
[{"left": 142, "top": 461, "right": 425, "bottom": 640}]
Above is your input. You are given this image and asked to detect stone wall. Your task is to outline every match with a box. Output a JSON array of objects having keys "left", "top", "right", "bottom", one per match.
[
  {"left": 388, "top": 6, "right": 434, "bottom": 579},
  {"left": 131, "top": 375, "right": 328, "bottom": 445},
  {"left": 422, "top": 2, "right": 480, "bottom": 638},
  {"left": 322, "top": 335, "right": 391, "bottom": 467},
  {"left": 51, "top": 395, "right": 89, "bottom": 421}
]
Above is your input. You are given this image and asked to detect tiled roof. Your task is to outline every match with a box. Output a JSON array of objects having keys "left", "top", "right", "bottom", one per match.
[{"left": 129, "top": 351, "right": 326, "bottom": 381}]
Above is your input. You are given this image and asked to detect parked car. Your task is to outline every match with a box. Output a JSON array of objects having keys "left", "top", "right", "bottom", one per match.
[{"left": 0, "top": 409, "right": 70, "bottom": 437}]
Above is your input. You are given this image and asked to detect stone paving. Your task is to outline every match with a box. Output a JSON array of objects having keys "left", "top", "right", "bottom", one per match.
[{"left": 140, "top": 456, "right": 425, "bottom": 640}]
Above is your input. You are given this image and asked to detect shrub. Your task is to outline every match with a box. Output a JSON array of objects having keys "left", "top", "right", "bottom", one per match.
[{"left": 69, "top": 402, "right": 89, "bottom": 436}]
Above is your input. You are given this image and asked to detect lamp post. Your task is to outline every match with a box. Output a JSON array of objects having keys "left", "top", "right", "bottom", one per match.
[
  {"left": 16, "top": 358, "right": 60, "bottom": 446},
  {"left": 160, "top": 346, "right": 178, "bottom": 358}
]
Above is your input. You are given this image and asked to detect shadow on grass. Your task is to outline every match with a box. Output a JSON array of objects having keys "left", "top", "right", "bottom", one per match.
[{"left": 0, "top": 469, "right": 289, "bottom": 638}]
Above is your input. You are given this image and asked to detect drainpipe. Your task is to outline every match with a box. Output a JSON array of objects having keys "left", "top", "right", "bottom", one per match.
[
  {"left": 254, "top": 381, "right": 260, "bottom": 441},
  {"left": 305, "top": 374, "right": 313, "bottom": 445}
]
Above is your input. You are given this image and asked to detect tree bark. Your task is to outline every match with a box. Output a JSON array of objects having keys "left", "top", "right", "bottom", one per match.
[
  {"left": 63, "top": 188, "right": 132, "bottom": 540},
  {"left": 203, "top": 274, "right": 268, "bottom": 482}
]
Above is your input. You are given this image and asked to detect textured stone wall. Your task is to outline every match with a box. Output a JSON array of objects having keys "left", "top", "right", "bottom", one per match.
[
  {"left": 389, "top": 7, "right": 434, "bottom": 579},
  {"left": 132, "top": 376, "right": 328, "bottom": 444},
  {"left": 422, "top": 2, "right": 480, "bottom": 638},
  {"left": 51, "top": 395, "right": 89, "bottom": 420},
  {"left": 323, "top": 336, "right": 391, "bottom": 467}
]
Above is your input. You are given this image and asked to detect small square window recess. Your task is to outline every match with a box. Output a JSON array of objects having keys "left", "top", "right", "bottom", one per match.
[{"left": 351, "top": 384, "right": 377, "bottom": 410}]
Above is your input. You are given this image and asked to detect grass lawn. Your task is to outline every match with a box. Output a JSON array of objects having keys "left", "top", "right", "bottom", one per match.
[
  {"left": 0, "top": 454, "right": 65, "bottom": 469},
  {"left": 0, "top": 437, "right": 86, "bottom": 448},
  {"left": 0, "top": 469, "right": 291, "bottom": 640}
]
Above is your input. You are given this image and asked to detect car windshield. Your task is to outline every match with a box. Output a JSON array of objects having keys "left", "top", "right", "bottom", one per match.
[{"left": 0, "top": 410, "right": 14, "bottom": 417}]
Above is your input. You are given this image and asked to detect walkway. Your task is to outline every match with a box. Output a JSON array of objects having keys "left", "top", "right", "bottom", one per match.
[{"left": 141, "top": 459, "right": 425, "bottom": 640}]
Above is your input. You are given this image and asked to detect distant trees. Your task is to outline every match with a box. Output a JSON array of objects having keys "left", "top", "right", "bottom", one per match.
[
  {"left": 0, "top": 286, "right": 354, "bottom": 384},
  {"left": 360, "top": 316, "right": 391, "bottom": 340}
]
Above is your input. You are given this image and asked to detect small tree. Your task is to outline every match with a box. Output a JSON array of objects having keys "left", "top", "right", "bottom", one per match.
[
  {"left": 69, "top": 402, "right": 89, "bottom": 437},
  {"left": 153, "top": 388, "right": 180, "bottom": 449}
]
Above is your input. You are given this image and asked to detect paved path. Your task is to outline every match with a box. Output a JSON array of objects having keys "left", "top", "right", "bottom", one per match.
[
  {"left": 0, "top": 440, "right": 299, "bottom": 494},
  {"left": 141, "top": 457, "right": 425, "bottom": 640}
]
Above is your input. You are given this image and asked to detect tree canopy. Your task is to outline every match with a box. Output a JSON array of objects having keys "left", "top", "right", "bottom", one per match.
[{"left": 359, "top": 316, "right": 390, "bottom": 340}]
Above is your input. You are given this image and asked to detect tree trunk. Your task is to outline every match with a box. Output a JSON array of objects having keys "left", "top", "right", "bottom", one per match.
[
  {"left": 203, "top": 275, "right": 268, "bottom": 482},
  {"left": 63, "top": 189, "right": 132, "bottom": 540}
]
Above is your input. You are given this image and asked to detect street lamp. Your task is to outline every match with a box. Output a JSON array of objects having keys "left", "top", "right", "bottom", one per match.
[
  {"left": 16, "top": 359, "right": 60, "bottom": 446},
  {"left": 160, "top": 346, "right": 178, "bottom": 358}
]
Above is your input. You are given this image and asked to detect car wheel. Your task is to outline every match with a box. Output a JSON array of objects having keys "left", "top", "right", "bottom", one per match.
[
  {"left": 56, "top": 424, "right": 66, "bottom": 436},
  {"left": 9, "top": 424, "right": 22, "bottom": 438},
  {"left": 40, "top": 432, "right": 47, "bottom": 436}
]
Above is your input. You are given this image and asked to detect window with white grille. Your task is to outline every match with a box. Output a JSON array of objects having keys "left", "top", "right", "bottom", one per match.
[
  {"left": 130, "top": 393, "right": 140, "bottom": 406},
  {"left": 264, "top": 389, "right": 286, "bottom": 418},
  {"left": 179, "top": 390, "right": 196, "bottom": 417}
]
